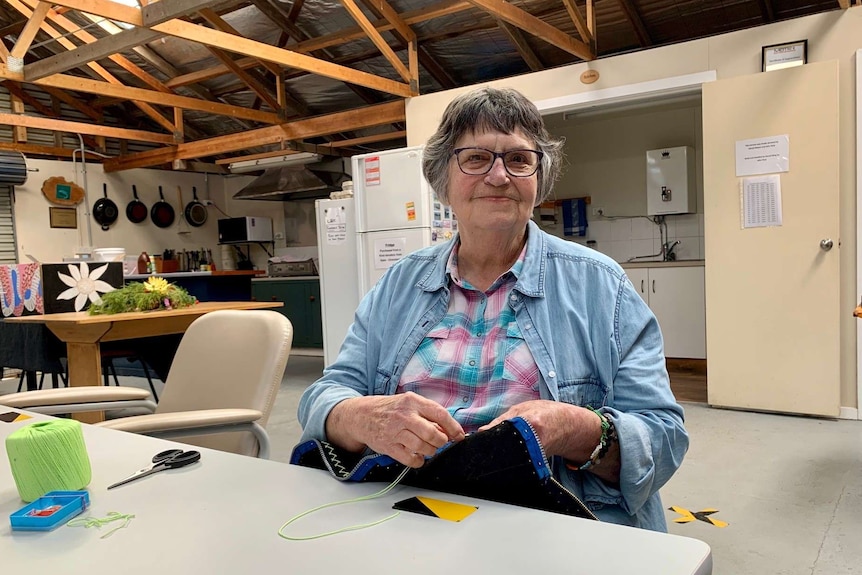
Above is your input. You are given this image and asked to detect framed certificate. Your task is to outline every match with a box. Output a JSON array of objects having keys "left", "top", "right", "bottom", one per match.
[
  {"left": 49, "top": 206, "right": 78, "bottom": 229},
  {"left": 762, "top": 40, "right": 807, "bottom": 72}
]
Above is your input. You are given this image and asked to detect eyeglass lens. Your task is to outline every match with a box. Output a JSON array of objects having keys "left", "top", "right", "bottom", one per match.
[{"left": 455, "top": 148, "right": 541, "bottom": 177}]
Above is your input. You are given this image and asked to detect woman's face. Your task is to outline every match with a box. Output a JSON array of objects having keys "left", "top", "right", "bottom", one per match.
[{"left": 447, "top": 128, "right": 539, "bottom": 237}]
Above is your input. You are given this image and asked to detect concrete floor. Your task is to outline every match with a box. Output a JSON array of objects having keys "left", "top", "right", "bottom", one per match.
[{"left": 3, "top": 354, "right": 861, "bottom": 574}]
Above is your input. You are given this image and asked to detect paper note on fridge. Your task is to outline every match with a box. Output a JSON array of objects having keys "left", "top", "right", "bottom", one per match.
[
  {"left": 324, "top": 206, "right": 347, "bottom": 244},
  {"left": 374, "top": 237, "right": 407, "bottom": 269}
]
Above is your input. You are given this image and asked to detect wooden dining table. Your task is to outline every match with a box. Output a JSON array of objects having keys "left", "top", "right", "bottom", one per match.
[{"left": 4, "top": 301, "right": 282, "bottom": 423}]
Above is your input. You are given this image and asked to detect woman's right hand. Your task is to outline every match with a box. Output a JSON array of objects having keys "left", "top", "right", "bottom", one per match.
[{"left": 325, "top": 392, "right": 465, "bottom": 468}]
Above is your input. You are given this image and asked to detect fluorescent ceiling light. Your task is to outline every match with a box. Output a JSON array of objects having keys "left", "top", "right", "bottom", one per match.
[{"left": 228, "top": 152, "right": 321, "bottom": 174}]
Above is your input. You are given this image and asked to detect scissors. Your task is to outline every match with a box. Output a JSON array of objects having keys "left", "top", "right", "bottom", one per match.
[{"left": 107, "top": 449, "right": 201, "bottom": 490}]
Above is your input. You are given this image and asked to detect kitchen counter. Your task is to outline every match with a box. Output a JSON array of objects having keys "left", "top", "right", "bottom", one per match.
[
  {"left": 124, "top": 270, "right": 265, "bottom": 301},
  {"left": 126, "top": 270, "right": 265, "bottom": 280},
  {"left": 252, "top": 276, "right": 319, "bottom": 282},
  {"left": 620, "top": 260, "right": 704, "bottom": 269}
]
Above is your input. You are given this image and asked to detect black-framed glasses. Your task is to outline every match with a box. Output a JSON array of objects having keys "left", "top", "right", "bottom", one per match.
[{"left": 453, "top": 147, "right": 544, "bottom": 177}]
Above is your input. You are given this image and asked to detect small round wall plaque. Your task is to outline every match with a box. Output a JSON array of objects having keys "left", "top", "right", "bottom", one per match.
[{"left": 580, "top": 70, "right": 600, "bottom": 84}]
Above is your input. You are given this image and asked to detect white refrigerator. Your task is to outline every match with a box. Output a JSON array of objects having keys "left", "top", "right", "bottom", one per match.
[
  {"left": 352, "top": 146, "right": 456, "bottom": 294},
  {"left": 315, "top": 146, "right": 456, "bottom": 366}
]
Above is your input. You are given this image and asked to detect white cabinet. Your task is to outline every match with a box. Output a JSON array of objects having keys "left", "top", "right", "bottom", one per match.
[{"left": 625, "top": 266, "right": 705, "bottom": 359}]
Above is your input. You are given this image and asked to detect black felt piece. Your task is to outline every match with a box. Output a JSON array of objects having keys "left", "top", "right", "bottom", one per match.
[{"left": 292, "top": 420, "right": 596, "bottom": 520}]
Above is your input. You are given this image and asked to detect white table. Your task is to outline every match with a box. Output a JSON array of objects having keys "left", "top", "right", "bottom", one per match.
[{"left": 0, "top": 412, "right": 712, "bottom": 574}]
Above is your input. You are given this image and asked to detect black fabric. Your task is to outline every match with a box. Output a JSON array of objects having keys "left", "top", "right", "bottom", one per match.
[{"left": 292, "top": 420, "right": 597, "bottom": 521}]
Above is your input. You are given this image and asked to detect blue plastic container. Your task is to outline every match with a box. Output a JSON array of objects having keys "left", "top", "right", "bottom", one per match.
[{"left": 10, "top": 490, "right": 90, "bottom": 531}]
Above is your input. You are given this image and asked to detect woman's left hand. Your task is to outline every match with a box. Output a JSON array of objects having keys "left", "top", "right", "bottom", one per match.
[{"left": 478, "top": 400, "right": 600, "bottom": 461}]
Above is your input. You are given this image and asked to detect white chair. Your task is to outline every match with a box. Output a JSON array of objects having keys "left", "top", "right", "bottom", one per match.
[{"left": 0, "top": 310, "right": 293, "bottom": 459}]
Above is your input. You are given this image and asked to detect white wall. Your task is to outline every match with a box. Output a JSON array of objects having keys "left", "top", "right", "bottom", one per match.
[
  {"left": 15, "top": 161, "right": 286, "bottom": 270},
  {"left": 405, "top": 7, "right": 862, "bottom": 408}
]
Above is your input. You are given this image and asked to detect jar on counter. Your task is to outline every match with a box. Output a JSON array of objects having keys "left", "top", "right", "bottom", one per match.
[{"left": 137, "top": 251, "right": 150, "bottom": 274}]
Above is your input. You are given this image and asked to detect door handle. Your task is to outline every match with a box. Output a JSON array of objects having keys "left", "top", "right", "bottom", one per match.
[
  {"left": 640, "top": 279, "right": 644, "bottom": 293},
  {"left": 309, "top": 295, "right": 316, "bottom": 302},
  {"left": 820, "top": 239, "right": 834, "bottom": 251},
  {"left": 652, "top": 279, "right": 655, "bottom": 294}
]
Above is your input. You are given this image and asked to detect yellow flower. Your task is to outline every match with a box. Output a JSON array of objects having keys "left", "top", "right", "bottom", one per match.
[{"left": 143, "top": 276, "right": 170, "bottom": 294}]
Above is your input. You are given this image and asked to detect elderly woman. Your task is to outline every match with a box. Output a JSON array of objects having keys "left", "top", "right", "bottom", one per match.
[{"left": 298, "top": 86, "right": 688, "bottom": 531}]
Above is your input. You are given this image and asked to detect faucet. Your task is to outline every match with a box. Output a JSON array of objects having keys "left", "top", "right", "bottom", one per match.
[{"left": 663, "top": 240, "right": 681, "bottom": 261}]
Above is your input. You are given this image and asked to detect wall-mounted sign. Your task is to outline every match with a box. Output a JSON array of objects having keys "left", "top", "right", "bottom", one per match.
[
  {"left": 49, "top": 206, "right": 78, "bottom": 229},
  {"left": 762, "top": 40, "right": 807, "bottom": 72},
  {"left": 41, "top": 176, "right": 85, "bottom": 206},
  {"left": 580, "top": 70, "right": 600, "bottom": 84}
]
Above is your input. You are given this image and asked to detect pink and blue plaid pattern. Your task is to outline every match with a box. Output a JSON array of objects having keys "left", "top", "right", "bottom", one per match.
[{"left": 397, "top": 244, "right": 540, "bottom": 432}]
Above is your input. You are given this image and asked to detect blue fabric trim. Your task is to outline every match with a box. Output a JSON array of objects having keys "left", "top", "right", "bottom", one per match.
[
  {"left": 289, "top": 439, "right": 317, "bottom": 464},
  {"left": 509, "top": 416, "right": 551, "bottom": 481}
]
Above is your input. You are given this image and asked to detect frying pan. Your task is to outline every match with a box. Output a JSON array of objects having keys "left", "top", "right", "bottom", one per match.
[
  {"left": 184, "top": 186, "right": 208, "bottom": 227},
  {"left": 150, "top": 185, "right": 175, "bottom": 228},
  {"left": 126, "top": 184, "right": 148, "bottom": 224},
  {"left": 93, "top": 183, "right": 119, "bottom": 231}
]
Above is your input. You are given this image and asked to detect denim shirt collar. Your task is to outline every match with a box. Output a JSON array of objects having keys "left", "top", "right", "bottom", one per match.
[{"left": 417, "top": 219, "right": 547, "bottom": 297}]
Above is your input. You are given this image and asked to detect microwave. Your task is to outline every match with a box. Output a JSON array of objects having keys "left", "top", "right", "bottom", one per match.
[{"left": 217, "top": 216, "right": 273, "bottom": 243}]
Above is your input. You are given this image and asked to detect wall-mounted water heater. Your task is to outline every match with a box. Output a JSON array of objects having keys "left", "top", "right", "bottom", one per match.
[{"left": 646, "top": 146, "right": 696, "bottom": 216}]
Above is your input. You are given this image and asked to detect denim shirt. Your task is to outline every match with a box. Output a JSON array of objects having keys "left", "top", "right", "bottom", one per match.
[{"left": 298, "top": 220, "right": 689, "bottom": 532}]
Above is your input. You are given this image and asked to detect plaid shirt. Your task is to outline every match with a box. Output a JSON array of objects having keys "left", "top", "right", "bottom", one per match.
[{"left": 397, "top": 242, "right": 540, "bottom": 432}]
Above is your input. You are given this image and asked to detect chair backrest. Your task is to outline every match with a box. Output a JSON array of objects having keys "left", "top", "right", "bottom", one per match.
[{"left": 155, "top": 309, "right": 293, "bottom": 456}]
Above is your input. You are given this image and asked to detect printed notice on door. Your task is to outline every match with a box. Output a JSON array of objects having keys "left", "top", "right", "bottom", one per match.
[
  {"left": 741, "top": 175, "right": 783, "bottom": 228},
  {"left": 735, "top": 135, "right": 789, "bottom": 176},
  {"left": 324, "top": 206, "right": 347, "bottom": 244},
  {"left": 374, "top": 237, "right": 406, "bottom": 269}
]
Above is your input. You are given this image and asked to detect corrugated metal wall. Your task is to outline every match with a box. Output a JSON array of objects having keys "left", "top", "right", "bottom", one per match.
[{"left": 0, "top": 185, "right": 16, "bottom": 264}]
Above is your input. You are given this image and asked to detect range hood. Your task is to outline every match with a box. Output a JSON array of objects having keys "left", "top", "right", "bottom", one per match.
[{"left": 233, "top": 165, "right": 349, "bottom": 201}]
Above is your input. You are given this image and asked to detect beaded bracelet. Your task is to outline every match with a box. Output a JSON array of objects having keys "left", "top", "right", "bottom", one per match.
[{"left": 569, "top": 407, "right": 618, "bottom": 471}]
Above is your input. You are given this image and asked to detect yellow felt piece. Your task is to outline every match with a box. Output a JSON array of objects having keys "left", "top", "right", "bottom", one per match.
[
  {"left": 14, "top": 413, "right": 32, "bottom": 423},
  {"left": 416, "top": 496, "right": 478, "bottom": 522}
]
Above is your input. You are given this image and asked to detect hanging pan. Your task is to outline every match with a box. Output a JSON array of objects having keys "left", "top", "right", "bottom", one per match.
[
  {"left": 184, "top": 186, "right": 208, "bottom": 227},
  {"left": 93, "top": 183, "right": 119, "bottom": 231},
  {"left": 126, "top": 184, "right": 148, "bottom": 224},
  {"left": 150, "top": 185, "right": 175, "bottom": 228}
]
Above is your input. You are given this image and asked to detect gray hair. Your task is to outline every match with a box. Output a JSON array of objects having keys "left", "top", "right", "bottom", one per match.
[{"left": 422, "top": 87, "right": 565, "bottom": 205}]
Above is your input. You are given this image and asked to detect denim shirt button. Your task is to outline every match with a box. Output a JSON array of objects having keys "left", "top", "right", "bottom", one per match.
[
  {"left": 525, "top": 323, "right": 532, "bottom": 330},
  {"left": 509, "top": 294, "right": 517, "bottom": 302},
  {"left": 548, "top": 370, "right": 556, "bottom": 378}
]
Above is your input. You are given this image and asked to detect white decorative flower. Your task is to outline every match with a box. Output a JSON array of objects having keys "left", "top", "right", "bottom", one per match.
[{"left": 56, "top": 262, "right": 115, "bottom": 311}]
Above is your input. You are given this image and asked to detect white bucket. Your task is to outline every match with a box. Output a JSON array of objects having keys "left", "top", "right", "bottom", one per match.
[{"left": 93, "top": 248, "right": 126, "bottom": 262}]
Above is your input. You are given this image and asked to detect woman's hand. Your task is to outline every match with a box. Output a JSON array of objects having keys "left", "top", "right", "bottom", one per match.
[
  {"left": 325, "top": 392, "right": 465, "bottom": 468},
  {"left": 478, "top": 400, "right": 599, "bottom": 460}
]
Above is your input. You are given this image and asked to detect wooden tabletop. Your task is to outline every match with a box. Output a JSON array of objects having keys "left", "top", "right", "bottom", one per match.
[{"left": 4, "top": 300, "right": 281, "bottom": 326}]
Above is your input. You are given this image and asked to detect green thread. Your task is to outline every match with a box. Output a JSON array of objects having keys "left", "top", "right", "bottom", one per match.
[
  {"left": 5, "top": 420, "right": 92, "bottom": 502},
  {"left": 68, "top": 512, "right": 135, "bottom": 539},
  {"left": 279, "top": 466, "right": 410, "bottom": 541}
]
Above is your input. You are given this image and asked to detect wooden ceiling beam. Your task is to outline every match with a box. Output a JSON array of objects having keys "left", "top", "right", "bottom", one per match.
[
  {"left": 561, "top": 0, "right": 592, "bottom": 45},
  {"left": 0, "top": 67, "right": 282, "bottom": 125},
  {"left": 837, "top": 0, "right": 850, "bottom": 8},
  {"left": 9, "top": 1, "right": 49, "bottom": 60},
  {"left": 47, "top": 0, "right": 413, "bottom": 97},
  {"left": 0, "top": 112, "right": 177, "bottom": 144},
  {"left": 464, "top": 0, "right": 593, "bottom": 60},
  {"left": 756, "top": 0, "right": 775, "bottom": 22},
  {"left": 496, "top": 19, "right": 543, "bottom": 71},
  {"left": 24, "top": 27, "right": 162, "bottom": 81},
  {"left": 617, "top": 0, "right": 652, "bottom": 46},
  {"left": 41, "top": 85, "right": 102, "bottom": 121},
  {"left": 103, "top": 100, "right": 406, "bottom": 171},
  {"left": 0, "top": 141, "right": 109, "bottom": 158},
  {"left": 339, "top": 0, "right": 413, "bottom": 87},
  {"left": 8, "top": 0, "right": 175, "bottom": 133}
]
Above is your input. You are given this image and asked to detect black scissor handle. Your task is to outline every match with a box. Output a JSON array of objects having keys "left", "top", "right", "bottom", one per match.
[
  {"left": 153, "top": 449, "right": 184, "bottom": 464},
  {"left": 163, "top": 450, "right": 201, "bottom": 468}
]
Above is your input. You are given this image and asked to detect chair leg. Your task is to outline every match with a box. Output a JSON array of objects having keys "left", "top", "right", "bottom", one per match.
[
  {"left": 51, "top": 373, "right": 61, "bottom": 389},
  {"left": 16, "top": 370, "right": 24, "bottom": 392},
  {"left": 38, "top": 372, "right": 46, "bottom": 390}
]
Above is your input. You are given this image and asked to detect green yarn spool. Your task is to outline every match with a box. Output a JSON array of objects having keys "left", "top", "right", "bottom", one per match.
[{"left": 6, "top": 419, "right": 92, "bottom": 502}]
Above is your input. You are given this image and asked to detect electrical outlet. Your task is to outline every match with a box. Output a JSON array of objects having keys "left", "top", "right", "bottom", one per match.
[{"left": 592, "top": 207, "right": 605, "bottom": 217}]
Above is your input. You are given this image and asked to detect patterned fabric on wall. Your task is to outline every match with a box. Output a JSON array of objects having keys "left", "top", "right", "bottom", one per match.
[
  {"left": 42, "top": 261, "right": 123, "bottom": 314},
  {"left": 0, "top": 263, "right": 43, "bottom": 317}
]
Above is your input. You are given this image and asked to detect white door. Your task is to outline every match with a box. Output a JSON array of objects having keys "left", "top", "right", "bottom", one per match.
[
  {"left": 315, "top": 198, "right": 360, "bottom": 367},
  {"left": 353, "top": 146, "right": 432, "bottom": 232},
  {"left": 703, "top": 61, "right": 840, "bottom": 416},
  {"left": 357, "top": 227, "right": 431, "bottom": 295}
]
